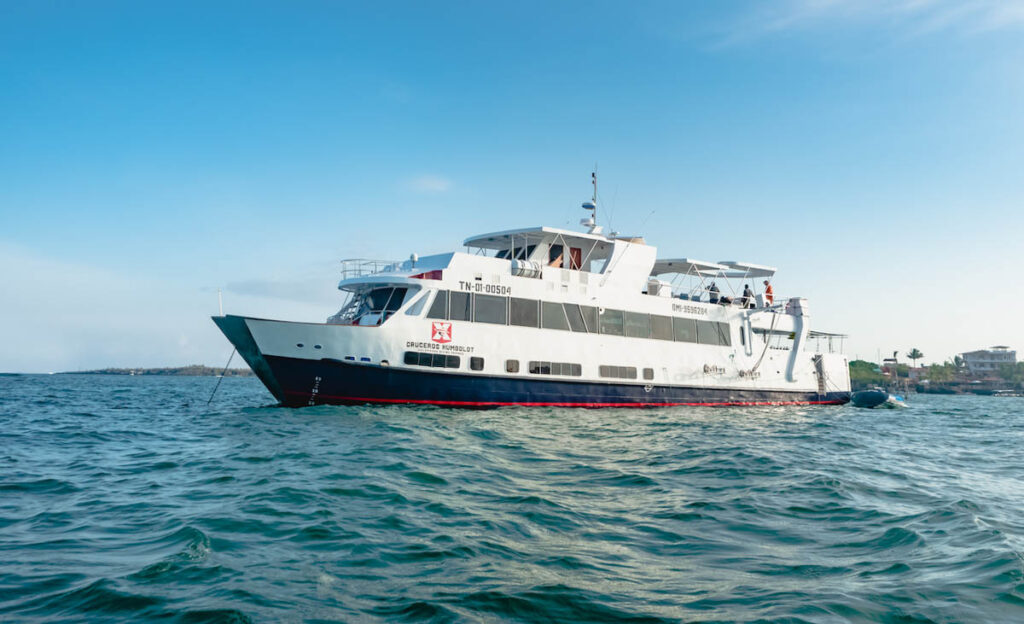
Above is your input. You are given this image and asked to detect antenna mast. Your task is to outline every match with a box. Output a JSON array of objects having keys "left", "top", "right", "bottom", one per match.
[{"left": 581, "top": 170, "right": 602, "bottom": 234}]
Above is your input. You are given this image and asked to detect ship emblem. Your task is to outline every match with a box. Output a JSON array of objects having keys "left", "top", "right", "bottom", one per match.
[{"left": 431, "top": 322, "right": 452, "bottom": 344}]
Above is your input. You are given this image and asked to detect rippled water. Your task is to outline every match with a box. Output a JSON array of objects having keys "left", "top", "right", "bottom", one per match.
[{"left": 1, "top": 375, "right": 1022, "bottom": 623}]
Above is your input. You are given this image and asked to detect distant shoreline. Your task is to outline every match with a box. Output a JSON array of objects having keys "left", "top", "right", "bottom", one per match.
[{"left": 55, "top": 366, "right": 254, "bottom": 377}]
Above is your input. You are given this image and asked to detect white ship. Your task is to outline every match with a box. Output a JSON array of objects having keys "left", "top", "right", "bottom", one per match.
[{"left": 214, "top": 182, "right": 850, "bottom": 408}]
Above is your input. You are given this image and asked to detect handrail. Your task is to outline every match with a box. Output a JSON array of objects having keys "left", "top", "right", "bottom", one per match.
[{"left": 339, "top": 258, "right": 401, "bottom": 280}]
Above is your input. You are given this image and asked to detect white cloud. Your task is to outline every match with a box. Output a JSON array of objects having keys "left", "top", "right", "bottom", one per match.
[
  {"left": 408, "top": 174, "right": 453, "bottom": 193},
  {"left": 727, "top": 0, "right": 1024, "bottom": 42}
]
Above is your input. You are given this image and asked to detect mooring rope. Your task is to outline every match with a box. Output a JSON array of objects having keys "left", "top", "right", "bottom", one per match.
[{"left": 206, "top": 347, "right": 237, "bottom": 406}]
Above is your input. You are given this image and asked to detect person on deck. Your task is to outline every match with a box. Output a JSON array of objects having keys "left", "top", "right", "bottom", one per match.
[
  {"left": 741, "top": 284, "right": 755, "bottom": 308},
  {"left": 708, "top": 282, "right": 720, "bottom": 304},
  {"left": 763, "top": 280, "right": 774, "bottom": 306}
]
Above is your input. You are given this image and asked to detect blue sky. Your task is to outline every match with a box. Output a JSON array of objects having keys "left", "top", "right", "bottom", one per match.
[{"left": 2, "top": 1, "right": 1023, "bottom": 372}]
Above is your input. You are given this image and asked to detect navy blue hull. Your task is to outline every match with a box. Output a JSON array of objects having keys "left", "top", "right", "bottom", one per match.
[{"left": 260, "top": 355, "right": 850, "bottom": 408}]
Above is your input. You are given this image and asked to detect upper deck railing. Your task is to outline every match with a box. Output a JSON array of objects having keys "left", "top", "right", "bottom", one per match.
[{"left": 339, "top": 259, "right": 401, "bottom": 280}]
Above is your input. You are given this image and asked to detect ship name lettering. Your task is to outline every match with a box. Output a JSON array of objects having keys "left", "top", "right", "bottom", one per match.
[{"left": 405, "top": 340, "right": 475, "bottom": 354}]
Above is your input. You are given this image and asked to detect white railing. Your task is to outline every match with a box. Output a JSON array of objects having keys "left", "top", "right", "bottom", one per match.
[{"left": 339, "top": 258, "right": 401, "bottom": 280}]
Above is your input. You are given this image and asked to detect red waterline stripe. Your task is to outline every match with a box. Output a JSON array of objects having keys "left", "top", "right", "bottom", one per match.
[{"left": 284, "top": 390, "right": 845, "bottom": 408}]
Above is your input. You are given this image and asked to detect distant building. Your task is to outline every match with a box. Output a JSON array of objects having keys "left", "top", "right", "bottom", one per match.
[{"left": 961, "top": 346, "right": 1016, "bottom": 375}]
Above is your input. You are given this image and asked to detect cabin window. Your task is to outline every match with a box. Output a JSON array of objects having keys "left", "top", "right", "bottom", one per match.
[
  {"left": 696, "top": 320, "right": 731, "bottom": 346},
  {"left": 449, "top": 292, "right": 472, "bottom": 321},
  {"left": 580, "top": 305, "right": 599, "bottom": 332},
  {"left": 541, "top": 302, "right": 570, "bottom": 331},
  {"left": 673, "top": 317, "right": 697, "bottom": 343},
  {"left": 509, "top": 298, "right": 539, "bottom": 327},
  {"left": 599, "top": 365, "right": 637, "bottom": 379},
  {"left": 643, "top": 368, "right": 654, "bottom": 380},
  {"left": 564, "top": 303, "right": 587, "bottom": 333},
  {"left": 599, "top": 309, "right": 624, "bottom": 336},
  {"left": 696, "top": 320, "right": 718, "bottom": 345},
  {"left": 528, "top": 361, "right": 581, "bottom": 376},
  {"left": 624, "top": 312, "right": 651, "bottom": 339},
  {"left": 651, "top": 315, "right": 673, "bottom": 341},
  {"left": 405, "top": 351, "right": 460, "bottom": 369},
  {"left": 470, "top": 357, "right": 484, "bottom": 371},
  {"left": 548, "top": 244, "right": 564, "bottom": 267},
  {"left": 404, "top": 292, "right": 429, "bottom": 316},
  {"left": 718, "top": 322, "right": 732, "bottom": 346},
  {"left": 739, "top": 327, "right": 746, "bottom": 346},
  {"left": 506, "top": 359, "right": 519, "bottom": 373},
  {"left": 425, "top": 290, "right": 448, "bottom": 319},
  {"left": 474, "top": 294, "right": 507, "bottom": 325}
]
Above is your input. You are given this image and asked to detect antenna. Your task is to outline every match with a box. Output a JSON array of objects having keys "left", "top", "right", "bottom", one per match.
[
  {"left": 580, "top": 170, "right": 602, "bottom": 234},
  {"left": 218, "top": 288, "right": 224, "bottom": 316}
]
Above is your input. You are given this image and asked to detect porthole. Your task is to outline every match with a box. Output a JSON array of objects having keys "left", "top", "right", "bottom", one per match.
[
  {"left": 314, "top": 344, "right": 322, "bottom": 349},
  {"left": 296, "top": 343, "right": 304, "bottom": 348}
]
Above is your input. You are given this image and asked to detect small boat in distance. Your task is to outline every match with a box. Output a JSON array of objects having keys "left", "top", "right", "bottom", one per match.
[{"left": 213, "top": 176, "right": 851, "bottom": 408}]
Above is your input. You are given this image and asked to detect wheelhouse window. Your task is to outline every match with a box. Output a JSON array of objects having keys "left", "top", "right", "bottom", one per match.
[
  {"left": 510, "top": 298, "right": 539, "bottom": 327},
  {"left": 449, "top": 292, "right": 472, "bottom": 321},
  {"left": 541, "top": 302, "right": 570, "bottom": 331},
  {"left": 332, "top": 286, "right": 409, "bottom": 326},
  {"left": 425, "top": 290, "right": 448, "bottom": 319},
  {"left": 474, "top": 294, "right": 507, "bottom": 325}
]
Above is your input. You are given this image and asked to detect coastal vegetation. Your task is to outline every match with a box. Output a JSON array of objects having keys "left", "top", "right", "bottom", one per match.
[{"left": 62, "top": 366, "right": 253, "bottom": 377}]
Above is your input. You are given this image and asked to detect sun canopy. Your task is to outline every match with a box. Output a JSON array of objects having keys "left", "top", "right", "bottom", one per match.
[
  {"left": 716, "top": 261, "right": 777, "bottom": 279},
  {"left": 651, "top": 258, "right": 729, "bottom": 276}
]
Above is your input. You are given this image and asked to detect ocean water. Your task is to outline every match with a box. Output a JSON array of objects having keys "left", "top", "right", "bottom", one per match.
[{"left": 1, "top": 375, "right": 1022, "bottom": 623}]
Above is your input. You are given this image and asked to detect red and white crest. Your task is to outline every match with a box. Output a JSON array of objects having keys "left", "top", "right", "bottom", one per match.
[{"left": 431, "top": 322, "right": 452, "bottom": 344}]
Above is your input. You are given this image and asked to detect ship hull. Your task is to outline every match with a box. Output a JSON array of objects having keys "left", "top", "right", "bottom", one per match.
[{"left": 263, "top": 355, "right": 850, "bottom": 408}]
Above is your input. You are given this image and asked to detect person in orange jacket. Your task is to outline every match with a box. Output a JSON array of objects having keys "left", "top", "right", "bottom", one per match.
[{"left": 763, "top": 280, "right": 774, "bottom": 305}]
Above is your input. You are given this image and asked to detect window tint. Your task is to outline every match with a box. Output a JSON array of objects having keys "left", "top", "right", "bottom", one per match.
[
  {"left": 405, "top": 351, "right": 461, "bottom": 369},
  {"left": 696, "top": 321, "right": 731, "bottom": 346},
  {"left": 541, "top": 302, "right": 570, "bottom": 331},
  {"left": 599, "top": 309, "right": 624, "bottom": 336},
  {"left": 506, "top": 359, "right": 519, "bottom": 373},
  {"left": 404, "top": 292, "right": 429, "bottom": 316},
  {"left": 510, "top": 298, "right": 539, "bottom": 327},
  {"left": 548, "top": 244, "right": 564, "bottom": 267},
  {"left": 528, "top": 361, "right": 581, "bottom": 376},
  {"left": 624, "top": 311, "right": 651, "bottom": 338},
  {"left": 384, "top": 287, "right": 407, "bottom": 311},
  {"left": 425, "top": 290, "right": 448, "bottom": 319},
  {"left": 599, "top": 365, "right": 638, "bottom": 379},
  {"left": 449, "top": 292, "right": 472, "bottom": 321},
  {"left": 717, "top": 322, "right": 732, "bottom": 346},
  {"left": 470, "top": 357, "right": 484, "bottom": 371},
  {"left": 580, "top": 306, "right": 599, "bottom": 332},
  {"left": 673, "top": 317, "right": 697, "bottom": 343},
  {"left": 474, "top": 294, "right": 507, "bottom": 325},
  {"left": 564, "top": 303, "right": 588, "bottom": 333},
  {"left": 651, "top": 315, "right": 673, "bottom": 340}
]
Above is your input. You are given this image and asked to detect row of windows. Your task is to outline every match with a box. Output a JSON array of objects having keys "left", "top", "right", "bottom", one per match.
[
  {"left": 599, "top": 365, "right": 638, "bottom": 380},
  {"left": 404, "top": 351, "right": 461, "bottom": 369},
  {"left": 425, "top": 291, "right": 733, "bottom": 346},
  {"left": 401, "top": 354, "right": 658, "bottom": 382},
  {"left": 528, "top": 361, "right": 583, "bottom": 377}
]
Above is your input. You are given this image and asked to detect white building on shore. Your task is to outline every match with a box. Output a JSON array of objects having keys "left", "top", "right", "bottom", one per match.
[{"left": 961, "top": 346, "right": 1016, "bottom": 375}]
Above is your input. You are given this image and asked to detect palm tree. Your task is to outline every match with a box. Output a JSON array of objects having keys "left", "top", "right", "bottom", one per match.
[{"left": 907, "top": 348, "right": 924, "bottom": 369}]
